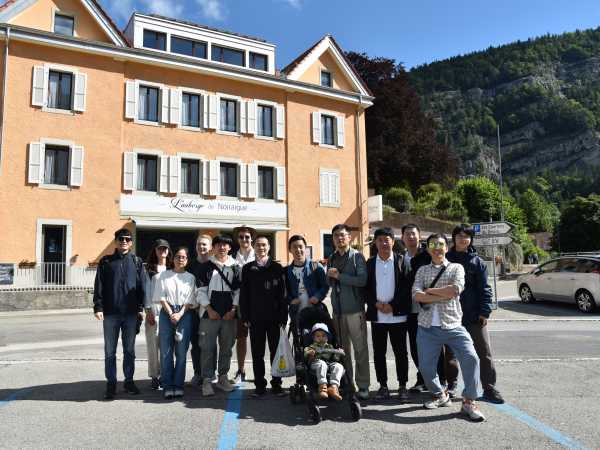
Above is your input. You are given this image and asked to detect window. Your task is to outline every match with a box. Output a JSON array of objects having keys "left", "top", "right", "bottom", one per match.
[
  {"left": 211, "top": 45, "right": 245, "bottom": 66},
  {"left": 182, "top": 93, "right": 201, "bottom": 128},
  {"left": 136, "top": 154, "right": 158, "bottom": 192},
  {"left": 54, "top": 14, "right": 74, "bottom": 36},
  {"left": 138, "top": 86, "right": 160, "bottom": 122},
  {"left": 322, "top": 233, "right": 334, "bottom": 259},
  {"left": 249, "top": 52, "right": 268, "bottom": 71},
  {"left": 321, "top": 70, "right": 332, "bottom": 87},
  {"left": 47, "top": 71, "right": 73, "bottom": 110},
  {"left": 143, "top": 29, "right": 166, "bottom": 51},
  {"left": 220, "top": 162, "right": 238, "bottom": 197},
  {"left": 258, "top": 166, "right": 274, "bottom": 199},
  {"left": 320, "top": 169, "right": 340, "bottom": 207},
  {"left": 321, "top": 114, "right": 335, "bottom": 146},
  {"left": 220, "top": 98, "right": 238, "bottom": 132},
  {"left": 181, "top": 159, "right": 200, "bottom": 194},
  {"left": 558, "top": 258, "right": 578, "bottom": 273},
  {"left": 539, "top": 260, "right": 559, "bottom": 274},
  {"left": 576, "top": 259, "right": 600, "bottom": 273},
  {"left": 257, "top": 104, "right": 273, "bottom": 137},
  {"left": 43, "top": 145, "right": 69, "bottom": 185},
  {"left": 171, "top": 36, "right": 207, "bottom": 58}
]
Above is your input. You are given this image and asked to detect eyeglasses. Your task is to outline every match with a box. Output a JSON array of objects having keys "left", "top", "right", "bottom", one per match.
[
  {"left": 117, "top": 237, "right": 132, "bottom": 243},
  {"left": 238, "top": 235, "right": 252, "bottom": 240},
  {"left": 428, "top": 242, "right": 446, "bottom": 249}
]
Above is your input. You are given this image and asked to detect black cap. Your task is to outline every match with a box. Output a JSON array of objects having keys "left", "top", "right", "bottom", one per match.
[
  {"left": 114, "top": 228, "right": 132, "bottom": 240},
  {"left": 373, "top": 227, "right": 395, "bottom": 240},
  {"left": 212, "top": 235, "right": 233, "bottom": 247},
  {"left": 153, "top": 238, "right": 170, "bottom": 249}
]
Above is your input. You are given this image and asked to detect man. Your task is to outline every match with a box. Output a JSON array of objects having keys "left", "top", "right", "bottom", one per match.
[
  {"left": 93, "top": 228, "right": 146, "bottom": 400},
  {"left": 187, "top": 234, "right": 213, "bottom": 385},
  {"left": 413, "top": 233, "right": 485, "bottom": 422},
  {"left": 447, "top": 224, "right": 504, "bottom": 404},
  {"left": 196, "top": 235, "right": 240, "bottom": 396},
  {"left": 240, "top": 236, "right": 288, "bottom": 397},
  {"left": 365, "top": 228, "right": 411, "bottom": 402},
  {"left": 327, "top": 224, "right": 369, "bottom": 400},
  {"left": 232, "top": 225, "right": 256, "bottom": 383}
]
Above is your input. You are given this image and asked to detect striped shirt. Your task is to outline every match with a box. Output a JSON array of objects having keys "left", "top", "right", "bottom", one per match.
[{"left": 412, "top": 259, "right": 465, "bottom": 330}]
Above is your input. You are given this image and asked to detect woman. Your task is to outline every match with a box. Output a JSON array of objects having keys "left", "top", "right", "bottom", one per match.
[
  {"left": 155, "top": 246, "right": 197, "bottom": 399},
  {"left": 144, "top": 239, "right": 173, "bottom": 390}
]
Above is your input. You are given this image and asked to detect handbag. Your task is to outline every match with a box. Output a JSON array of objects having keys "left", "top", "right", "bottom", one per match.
[
  {"left": 271, "top": 326, "right": 295, "bottom": 378},
  {"left": 209, "top": 263, "right": 235, "bottom": 318}
]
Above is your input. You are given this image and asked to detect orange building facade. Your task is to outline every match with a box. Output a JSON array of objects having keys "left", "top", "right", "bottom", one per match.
[{"left": 0, "top": 0, "right": 372, "bottom": 278}]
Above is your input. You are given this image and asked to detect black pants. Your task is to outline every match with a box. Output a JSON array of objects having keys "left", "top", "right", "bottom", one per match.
[
  {"left": 407, "top": 313, "right": 424, "bottom": 385},
  {"left": 249, "top": 321, "right": 282, "bottom": 389},
  {"left": 190, "top": 311, "right": 201, "bottom": 376},
  {"left": 371, "top": 322, "right": 409, "bottom": 386}
]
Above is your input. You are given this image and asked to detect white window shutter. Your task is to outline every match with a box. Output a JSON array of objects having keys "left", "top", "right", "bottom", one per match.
[
  {"left": 202, "top": 160, "right": 209, "bottom": 195},
  {"left": 336, "top": 115, "right": 345, "bottom": 147},
  {"left": 208, "top": 95, "right": 218, "bottom": 129},
  {"left": 159, "top": 155, "right": 169, "bottom": 193},
  {"left": 320, "top": 172, "right": 329, "bottom": 204},
  {"left": 275, "top": 166, "right": 286, "bottom": 201},
  {"left": 169, "top": 88, "right": 181, "bottom": 125},
  {"left": 169, "top": 155, "right": 180, "bottom": 193},
  {"left": 160, "top": 87, "right": 169, "bottom": 123},
  {"left": 239, "top": 163, "right": 248, "bottom": 198},
  {"left": 123, "top": 152, "right": 137, "bottom": 191},
  {"left": 208, "top": 160, "right": 220, "bottom": 196},
  {"left": 247, "top": 163, "right": 258, "bottom": 199},
  {"left": 125, "top": 80, "right": 137, "bottom": 119},
  {"left": 240, "top": 101, "right": 247, "bottom": 134},
  {"left": 276, "top": 104, "right": 285, "bottom": 139},
  {"left": 331, "top": 172, "right": 340, "bottom": 205},
  {"left": 202, "top": 95, "right": 209, "bottom": 129},
  {"left": 73, "top": 72, "right": 87, "bottom": 112},
  {"left": 247, "top": 100, "right": 256, "bottom": 135},
  {"left": 31, "top": 66, "right": 46, "bottom": 107},
  {"left": 70, "top": 145, "right": 84, "bottom": 187},
  {"left": 312, "top": 112, "right": 321, "bottom": 144},
  {"left": 28, "top": 141, "right": 43, "bottom": 184}
]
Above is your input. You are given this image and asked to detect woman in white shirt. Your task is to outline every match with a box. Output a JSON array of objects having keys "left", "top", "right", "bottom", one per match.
[{"left": 155, "top": 246, "right": 197, "bottom": 399}]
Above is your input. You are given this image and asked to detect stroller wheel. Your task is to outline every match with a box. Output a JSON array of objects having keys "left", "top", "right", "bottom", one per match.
[
  {"left": 298, "top": 385, "right": 306, "bottom": 400},
  {"left": 350, "top": 401, "right": 362, "bottom": 422},
  {"left": 308, "top": 403, "right": 321, "bottom": 423}
]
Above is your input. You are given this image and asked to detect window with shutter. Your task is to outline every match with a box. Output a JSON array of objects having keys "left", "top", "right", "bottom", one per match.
[
  {"left": 275, "top": 166, "right": 286, "bottom": 201},
  {"left": 275, "top": 104, "right": 285, "bottom": 139},
  {"left": 319, "top": 169, "right": 340, "bottom": 207},
  {"left": 123, "top": 152, "right": 137, "bottom": 191},
  {"left": 170, "top": 88, "right": 182, "bottom": 126},
  {"left": 28, "top": 142, "right": 43, "bottom": 184},
  {"left": 336, "top": 115, "right": 345, "bottom": 147},
  {"left": 70, "top": 145, "right": 84, "bottom": 187},
  {"left": 125, "top": 80, "right": 137, "bottom": 119},
  {"left": 208, "top": 160, "right": 220, "bottom": 196},
  {"left": 31, "top": 66, "right": 47, "bottom": 107},
  {"left": 159, "top": 155, "right": 169, "bottom": 193},
  {"left": 73, "top": 73, "right": 87, "bottom": 112},
  {"left": 312, "top": 112, "right": 321, "bottom": 144},
  {"left": 247, "top": 163, "right": 258, "bottom": 199},
  {"left": 169, "top": 156, "right": 183, "bottom": 194}
]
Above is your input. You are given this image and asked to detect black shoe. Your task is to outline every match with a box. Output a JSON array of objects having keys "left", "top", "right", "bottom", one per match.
[
  {"left": 124, "top": 381, "right": 140, "bottom": 395},
  {"left": 447, "top": 383, "right": 458, "bottom": 399},
  {"left": 104, "top": 382, "right": 116, "bottom": 400},
  {"left": 252, "top": 387, "right": 267, "bottom": 398},
  {"left": 483, "top": 388, "right": 505, "bottom": 404},
  {"left": 271, "top": 384, "right": 286, "bottom": 397},
  {"left": 375, "top": 385, "right": 390, "bottom": 401},
  {"left": 409, "top": 381, "right": 426, "bottom": 393},
  {"left": 151, "top": 377, "right": 161, "bottom": 390},
  {"left": 398, "top": 386, "right": 409, "bottom": 402}
]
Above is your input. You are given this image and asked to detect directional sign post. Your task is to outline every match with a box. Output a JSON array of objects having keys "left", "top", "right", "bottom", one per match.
[
  {"left": 473, "top": 235, "right": 513, "bottom": 247},
  {"left": 473, "top": 221, "right": 515, "bottom": 236}
]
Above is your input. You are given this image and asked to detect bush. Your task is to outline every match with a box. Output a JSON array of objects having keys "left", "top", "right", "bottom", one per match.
[
  {"left": 435, "top": 192, "right": 469, "bottom": 221},
  {"left": 383, "top": 187, "right": 414, "bottom": 212}
]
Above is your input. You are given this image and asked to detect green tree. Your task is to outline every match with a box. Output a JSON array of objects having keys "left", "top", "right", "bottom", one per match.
[
  {"left": 518, "top": 188, "right": 560, "bottom": 232},
  {"left": 553, "top": 194, "right": 600, "bottom": 252},
  {"left": 383, "top": 187, "right": 414, "bottom": 212},
  {"left": 435, "top": 192, "right": 468, "bottom": 221},
  {"left": 455, "top": 177, "right": 501, "bottom": 222}
]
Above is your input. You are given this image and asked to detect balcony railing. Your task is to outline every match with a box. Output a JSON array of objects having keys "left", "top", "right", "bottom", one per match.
[{"left": 0, "top": 263, "right": 96, "bottom": 291}]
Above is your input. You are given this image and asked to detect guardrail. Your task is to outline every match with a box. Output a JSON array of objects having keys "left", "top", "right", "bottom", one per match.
[{"left": 0, "top": 263, "right": 96, "bottom": 291}]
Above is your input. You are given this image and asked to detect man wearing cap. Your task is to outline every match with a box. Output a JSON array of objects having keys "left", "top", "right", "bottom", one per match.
[
  {"left": 365, "top": 227, "right": 412, "bottom": 402},
  {"left": 93, "top": 228, "right": 146, "bottom": 400},
  {"left": 232, "top": 225, "right": 256, "bottom": 383}
]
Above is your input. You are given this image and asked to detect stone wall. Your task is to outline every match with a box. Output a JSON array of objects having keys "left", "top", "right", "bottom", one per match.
[{"left": 0, "top": 290, "right": 93, "bottom": 311}]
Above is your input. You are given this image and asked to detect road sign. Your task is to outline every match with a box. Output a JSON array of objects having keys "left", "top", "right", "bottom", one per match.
[
  {"left": 473, "top": 235, "right": 513, "bottom": 246},
  {"left": 472, "top": 221, "right": 515, "bottom": 236}
]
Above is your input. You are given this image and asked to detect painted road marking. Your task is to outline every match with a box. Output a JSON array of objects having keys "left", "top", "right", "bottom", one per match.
[{"left": 217, "top": 384, "right": 243, "bottom": 450}]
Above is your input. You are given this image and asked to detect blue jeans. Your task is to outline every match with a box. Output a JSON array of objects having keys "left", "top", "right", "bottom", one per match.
[
  {"left": 417, "top": 325, "right": 480, "bottom": 400},
  {"left": 103, "top": 314, "right": 138, "bottom": 384},
  {"left": 159, "top": 307, "right": 192, "bottom": 390}
]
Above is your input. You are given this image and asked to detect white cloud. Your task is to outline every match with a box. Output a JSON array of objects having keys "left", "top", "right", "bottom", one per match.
[
  {"left": 142, "top": 0, "right": 184, "bottom": 17},
  {"left": 280, "top": 0, "right": 302, "bottom": 9},
  {"left": 195, "top": 0, "right": 226, "bottom": 21}
]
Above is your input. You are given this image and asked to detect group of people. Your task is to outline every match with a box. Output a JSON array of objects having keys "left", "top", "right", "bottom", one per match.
[{"left": 92, "top": 222, "right": 504, "bottom": 422}]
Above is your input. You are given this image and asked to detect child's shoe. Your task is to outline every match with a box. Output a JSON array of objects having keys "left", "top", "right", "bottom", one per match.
[
  {"left": 318, "top": 383, "right": 328, "bottom": 400},
  {"left": 327, "top": 384, "right": 343, "bottom": 401}
]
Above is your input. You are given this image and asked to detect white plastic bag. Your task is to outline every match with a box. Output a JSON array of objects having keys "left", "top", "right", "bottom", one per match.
[{"left": 271, "top": 326, "right": 295, "bottom": 378}]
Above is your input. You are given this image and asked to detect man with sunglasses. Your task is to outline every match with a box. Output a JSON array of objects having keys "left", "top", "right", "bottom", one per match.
[
  {"left": 93, "top": 228, "right": 146, "bottom": 400},
  {"left": 413, "top": 233, "right": 485, "bottom": 422}
]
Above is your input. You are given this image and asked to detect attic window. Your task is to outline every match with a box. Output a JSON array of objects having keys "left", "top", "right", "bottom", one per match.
[
  {"left": 143, "top": 29, "right": 166, "bottom": 51},
  {"left": 320, "top": 70, "right": 332, "bottom": 88},
  {"left": 54, "top": 13, "right": 74, "bottom": 36}
]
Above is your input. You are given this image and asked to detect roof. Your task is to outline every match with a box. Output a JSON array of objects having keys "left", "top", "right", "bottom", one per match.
[{"left": 0, "top": 0, "right": 17, "bottom": 11}]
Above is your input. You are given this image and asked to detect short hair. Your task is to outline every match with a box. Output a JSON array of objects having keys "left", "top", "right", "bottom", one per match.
[
  {"left": 288, "top": 234, "right": 307, "bottom": 249},
  {"left": 114, "top": 228, "right": 132, "bottom": 240},
  {"left": 212, "top": 235, "right": 233, "bottom": 247},
  {"left": 196, "top": 234, "right": 212, "bottom": 244},
  {"left": 254, "top": 235, "right": 270, "bottom": 243},
  {"left": 373, "top": 227, "right": 394, "bottom": 240},
  {"left": 173, "top": 246, "right": 190, "bottom": 257},
  {"left": 331, "top": 224, "right": 351, "bottom": 235},
  {"left": 401, "top": 223, "right": 420, "bottom": 235},
  {"left": 426, "top": 233, "right": 449, "bottom": 246},
  {"left": 452, "top": 224, "right": 474, "bottom": 242}
]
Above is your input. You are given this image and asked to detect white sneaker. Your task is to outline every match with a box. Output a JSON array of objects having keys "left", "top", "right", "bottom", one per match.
[
  {"left": 461, "top": 401, "right": 486, "bottom": 422},
  {"left": 215, "top": 375, "right": 235, "bottom": 392},
  {"left": 173, "top": 388, "right": 184, "bottom": 398},
  {"left": 202, "top": 379, "right": 215, "bottom": 397},
  {"left": 423, "top": 392, "right": 451, "bottom": 409}
]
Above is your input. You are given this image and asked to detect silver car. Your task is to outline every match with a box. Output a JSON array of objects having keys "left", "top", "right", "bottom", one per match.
[{"left": 517, "top": 256, "right": 600, "bottom": 313}]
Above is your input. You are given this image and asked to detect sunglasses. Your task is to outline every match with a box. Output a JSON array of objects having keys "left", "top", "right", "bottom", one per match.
[
  {"left": 117, "top": 237, "right": 132, "bottom": 243},
  {"left": 428, "top": 242, "right": 446, "bottom": 249}
]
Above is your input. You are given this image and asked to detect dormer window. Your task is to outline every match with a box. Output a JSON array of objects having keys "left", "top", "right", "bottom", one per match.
[
  {"left": 320, "top": 70, "right": 332, "bottom": 88},
  {"left": 211, "top": 45, "right": 245, "bottom": 67},
  {"left": 54, "top": 13, "right": 74, "bottom": 36},
  {"left": 143, "top": 29, "right": 166, "bottom": 51},
  {"left": 250, "top": 52, "right": 268, "bottom": 71},
  {"left": 171, "top": 36, "right": 207, "bottom": 59}
]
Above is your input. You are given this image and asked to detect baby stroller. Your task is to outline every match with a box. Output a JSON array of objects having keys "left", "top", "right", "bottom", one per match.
[{"left": 288, "top": 305, "right": 362, "bottom": 423}]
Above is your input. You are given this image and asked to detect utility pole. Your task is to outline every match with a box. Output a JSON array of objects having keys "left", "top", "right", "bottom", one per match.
[{"left": 497, "top": 124, "right": 505, "bottom": 221}]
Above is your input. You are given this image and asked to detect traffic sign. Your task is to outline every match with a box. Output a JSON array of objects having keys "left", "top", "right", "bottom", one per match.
[
  {"left": 472, "top": 221, "right": 515, "bottom": 236},
  {"left": 473, "top": 235, "right": 513, "bottom": 246}
]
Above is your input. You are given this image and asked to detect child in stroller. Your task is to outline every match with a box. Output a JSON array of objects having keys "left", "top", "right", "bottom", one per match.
[{"left": 304, "top": 323, "right": 345, "bottom": 401}]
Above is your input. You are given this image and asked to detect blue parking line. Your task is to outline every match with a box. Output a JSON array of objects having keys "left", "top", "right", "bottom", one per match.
[
  {"left": 494, "top": 403, "right": 589, "bottom": 450},
  {"left": 0, "top": 388, "right": 32, "bottom": 408},
  {"left": 216, "top": 385, "right": 243, "bottom": 450}
]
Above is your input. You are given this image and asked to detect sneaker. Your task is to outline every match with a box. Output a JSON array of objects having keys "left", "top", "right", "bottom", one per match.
[
  {"left": 409, "top": 381, "right": 427, "bottom": 393},
  {"left": 251, "top": 387, "right": 267, "bottom": 398},
  {"left": 173, "top": 388, "right": 184, "bottom": 398},
  {"left": 397, "top": 386, "right": 409, "bottom": 402},
  {"left": 423, "top": 392, "right": 451, "bottom": 409},
  {"left": 375, "top": 385, "right": 390, "bottom": 401},
  {"left": 151, "top": 377, "right": 161, "bottom": 390},
  {"left": 104, "top": 382, "right": 116, "bottom": 400},
  {"left": 461, "top": 401, "right": 486, "bottom": 422},
  {"left": 190, "top": 374, "right": 202, "bottom": 386},
  {"left": 482, "top": 388, "right": 505, "bottom": 404},
  {"left": 233, "top": 370, "right": 246, "bottom": 383},
  {"left": 216, "top": 375, "right": 235, "bottom": 392},
  {"left": 164, "top": 389, "right": 175, "bottom": 399},
  {"left": 271, "top": 384, "right": 286, "bottom": 397},
  {"left": 356, "top": 388, "right": 369, "bottom": 401},
  {"left": 202, "top": 379, "right": 215, "bottom": 397},
  {"left": 124, "top": 381, "right": 140, "bottom": 395},
  {"left": 447, "top": 383, "right": 458, "bottom": 399}
]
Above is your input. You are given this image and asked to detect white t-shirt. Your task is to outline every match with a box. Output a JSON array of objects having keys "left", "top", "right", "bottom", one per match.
[
  {"left": 375, "top": 255, "right": 406, "bottom": 324},
  {"left": 235, "top": 249, "right": 255, "bottom": 267},
  {"left": 292, "top": 265, "right": 310, "bottom": 310},
  {"left": 155, "top": 270, "right": 197, "bottom": 307},
  {"left": 145, "top": 264, "right": 166, "bottom": 313}
]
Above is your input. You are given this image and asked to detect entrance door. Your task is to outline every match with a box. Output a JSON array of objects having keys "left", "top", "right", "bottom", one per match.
[
  {"left": 136, "top": 229, "right": 199, "bottom": 262},
  {"left": 42, "top": 225, "right": 66, "bottom": 284}
]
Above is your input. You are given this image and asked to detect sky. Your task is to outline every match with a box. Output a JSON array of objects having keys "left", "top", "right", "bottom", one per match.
[{"left": 99, "top": 0, "right": 600, "bottom": 70}]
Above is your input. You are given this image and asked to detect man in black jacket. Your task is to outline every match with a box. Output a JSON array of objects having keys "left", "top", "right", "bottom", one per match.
[
  {"left": 365, "top": 228, "right": 412, "bottom": 401},
  {"left": 93, "top": 228, "right": 146, "bottom": 400},
  {"left": 240, "top": 236, "right": 287, "bottom": 397}
]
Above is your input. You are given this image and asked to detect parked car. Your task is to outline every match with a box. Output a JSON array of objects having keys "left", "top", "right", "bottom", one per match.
[{"left": 517, "top": 256, "right": 600, "bottom": 313}]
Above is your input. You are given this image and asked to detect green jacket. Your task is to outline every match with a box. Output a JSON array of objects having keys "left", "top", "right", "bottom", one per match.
[
  {"left": 304, "top": 342, "right": 342, "bottom": 363},
  {"left": 328, "top": 247, "right": 367, "bottom": 316}
]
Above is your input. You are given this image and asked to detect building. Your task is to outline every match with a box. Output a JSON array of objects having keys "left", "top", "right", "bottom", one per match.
[{"left": 0, "top": 0, "right": 373, "bottom": 287}]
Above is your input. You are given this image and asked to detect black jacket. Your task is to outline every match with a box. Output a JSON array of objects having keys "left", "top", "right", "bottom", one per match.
[
  {"left": 408, "top": 245, "right": 431, "bottom": 289},
  {"left": 365, "top": 253, "right": 412, "bottom": 321},
  {"left": 239, "top": 258, "right": 287, "bottom": 324},
  {"left": 447, "top": 246, "right": 493, "bottom": 324},
  {"left": 93, "top": 250, "right": 145, "bottom": 315}
]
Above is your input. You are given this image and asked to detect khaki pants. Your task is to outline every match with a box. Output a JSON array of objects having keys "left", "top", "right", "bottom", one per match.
[
  {"left": 333, "top": 312, "right": 370, "bottom": 390},
  {"left": 145, "top": 319, "right": 160, "bottom": 379}
]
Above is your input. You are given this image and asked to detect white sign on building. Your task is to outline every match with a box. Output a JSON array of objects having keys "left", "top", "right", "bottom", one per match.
[{"left": 368, "top": 195, "right": 383, "bottom": 222}]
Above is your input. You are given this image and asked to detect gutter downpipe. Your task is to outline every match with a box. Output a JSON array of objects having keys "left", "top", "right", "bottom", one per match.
[
  {"left": 0, "top": 26, "right": 10, "bottom": 176},
  {"left": 355, "top": 94, "right": 365, "bottom": 249}
]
